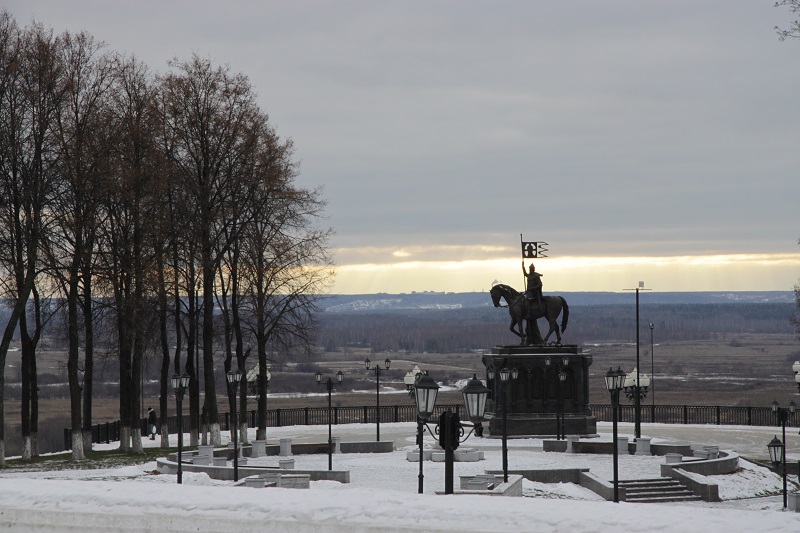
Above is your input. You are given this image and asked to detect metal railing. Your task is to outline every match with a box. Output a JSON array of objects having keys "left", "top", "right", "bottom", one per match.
[{"left": 65, "top": 402, "right": 797, "bottom": 450}]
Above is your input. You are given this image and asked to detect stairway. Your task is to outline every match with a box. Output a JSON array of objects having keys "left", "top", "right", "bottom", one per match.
[{"left": 618, "top": 478, "right": 703, "bottom": 503}]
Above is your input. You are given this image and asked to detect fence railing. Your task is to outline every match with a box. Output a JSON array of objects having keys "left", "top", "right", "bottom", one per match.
[{"left": 64, "top": 403, "right": 798, "bottom": 451}]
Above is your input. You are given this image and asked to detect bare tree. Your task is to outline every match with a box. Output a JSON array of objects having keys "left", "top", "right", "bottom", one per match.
[
  {"left": 96, "top": 54, "right": 165, "bottom": 453},
  {"left": 49, "top": 30, "right": 113, "bottom": 460},
  {"left": 159, "top": 55, "right": 263, "bottom": 446},
  {"left": 239, "top": 132, "right": 334, "bottom": 441},
  {"left": 0, "top": 14, "right": 64, "bottom": 464}
]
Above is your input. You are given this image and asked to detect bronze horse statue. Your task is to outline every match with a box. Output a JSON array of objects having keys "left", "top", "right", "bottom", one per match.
[{"left": 490, "top": 284, "right": 569, "bottom": 346}]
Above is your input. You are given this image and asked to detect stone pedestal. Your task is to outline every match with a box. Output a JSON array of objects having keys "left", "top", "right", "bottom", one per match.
[
  {"left": 788, "top": 491, "right": 800, "bottom": 512},
  {"left": 279, "top": 438, "right": 292, "bottom": 456},
  {"left": 635, "top": 437, "right": 652, "bottom": 456},
  {"left": 279, "top": 458, "right": 295, "bottom": 470},
  {"left": 332, "top": 436, "right": 342, "bottom": 454},
  {"left": 616, "top": 436, "right": 629, "bottom": 455},
  {"left": 251, "top": 440, "right": 266, "bottom": 458},
  {"left": 197, "top": 445, "right": 214, "bottom": 458},
  {"left": 482, "top": 345, "right": 596, "bottom": 437}
]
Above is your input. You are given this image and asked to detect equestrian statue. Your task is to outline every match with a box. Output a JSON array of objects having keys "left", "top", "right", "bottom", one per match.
[{"left": 490, "top": 280, "right": 569, "bottom": 346}]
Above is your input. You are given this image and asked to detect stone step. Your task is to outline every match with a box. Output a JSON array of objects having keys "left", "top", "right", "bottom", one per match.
[
  {"left": 626, "top": 494, "right": 704, "bottom": 503},
  {"left": 617, "top": 477, "right": 702, "bottom": 503}
]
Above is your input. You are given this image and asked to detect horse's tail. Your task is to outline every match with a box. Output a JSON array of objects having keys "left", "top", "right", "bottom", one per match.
[{"left": 559, "top": 296, "right": 569, "bottom": 333}]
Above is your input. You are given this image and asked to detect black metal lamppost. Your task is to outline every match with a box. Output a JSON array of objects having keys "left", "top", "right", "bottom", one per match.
[
  {"left": 226, "top": 367, "right": 243, "bottom": 482},
  {"left": 170, "top": 372, "right": 190, "bottom": 484},
  {"left": 770, "top": 400, "right": 795, "bottom": 508},
  {"left": 623, "top": 368, "right": 650, "bottom": 408},
  {"left": 649, "top": 322, "right": 655, "bottom": 417},
  {"left": 412, "top": 371, "right": 438, "bottom": 494},
  {"left": 365, "top": 357, "right": 391, "bottom": 441},
  {"left": 545, "top": 356, "right": 569, "bottom": 440},
  {"left": 488, "top": 367, "right": 518, "bottom": 482},
  {"left": 605, "top": 366, "right": 627, "bottom": 503},
  {"left": 316, "top": 370, "right": 343, "bottom": 471},
  {"left": 625, "top": 282, "right": 650, "bottom": 439},
  {"left": 413, "top": 373, "right": 489, "bottom": 494}
]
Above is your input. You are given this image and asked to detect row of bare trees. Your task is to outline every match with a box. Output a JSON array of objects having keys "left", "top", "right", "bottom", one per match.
[{"left": 0, "top": 13, "right": 333, "bottom": 463}]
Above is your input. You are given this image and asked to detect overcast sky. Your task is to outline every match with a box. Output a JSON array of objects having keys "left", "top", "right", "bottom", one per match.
[{"left": 5, "top": 1, "right": 800, "bottom": 294}]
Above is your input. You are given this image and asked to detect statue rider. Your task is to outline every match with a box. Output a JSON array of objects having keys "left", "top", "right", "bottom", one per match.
[{"left": 522, "top": 261, "right": 545, "bottom": 319}]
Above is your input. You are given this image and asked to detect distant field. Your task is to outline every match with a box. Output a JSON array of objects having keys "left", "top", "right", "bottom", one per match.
[{"left": 3, "top": 333, "right": 798, "bottom": 455}]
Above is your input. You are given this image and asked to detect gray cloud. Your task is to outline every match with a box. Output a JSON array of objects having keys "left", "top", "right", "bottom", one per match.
[{"left": 6, "top": 0, "right": 800, "bottom": 263}]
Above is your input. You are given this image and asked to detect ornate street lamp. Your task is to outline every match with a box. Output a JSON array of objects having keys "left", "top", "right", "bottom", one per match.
[
  {"left": 545, "top": 356, "right": 569, "bottom": 439},
  {"left": 226, "top": 367, "right": 243, "bottom": 482},
  {"left": 767, "top": 435, "right": 787, "bottom": 509},
  {"left": 413, "top": 371, "right": 439, "bottom": 494},
  {"left": 623, "top": 367, "right": 650, "bottom": 404},
  {"left": 413, "top": 373, "right": 488, "bottom": 494},
  {"left": 404, "top": 365, "right": 422, "bottom": 395},
  {"left": 365, "top": 357, "right": 391, "bottom": 441},
  {"left": 604, "top": 366, "right": 627, "bottom": 503},
  {"left": 770, "top": 400, "right": 795, "bottom": 508},
  {"left": 170, "top": 372, "right": 190, "bottom": 484},
  {"left": 316, "top": 370, "right": 344, "bottom": 471},
  {"left": 496, "top": 367, "right": 518, "bottom": 482}
]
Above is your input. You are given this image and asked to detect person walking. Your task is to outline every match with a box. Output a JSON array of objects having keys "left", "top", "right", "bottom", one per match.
[{"left": 147, "top": 407, "right": 157, "bottom": 440}]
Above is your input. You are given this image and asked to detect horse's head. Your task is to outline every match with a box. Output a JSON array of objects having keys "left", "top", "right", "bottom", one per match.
[
  {"left": 490, "top": 285, "right": 502, "bottom": 307},
  {"left": 490, "top": 283, "right": 516, "bottom": 307}
]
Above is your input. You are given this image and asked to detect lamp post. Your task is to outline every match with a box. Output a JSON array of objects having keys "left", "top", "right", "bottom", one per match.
[
  {"left": 412, "top": 373, "right": 488, "bottom": 494},
  {"left": 770, "top": 400, "right": 795, "bottom": 508},
  {"left": 625, "top": 282, "right": 650, "bottom": 439},
  {"left": 413, "top": 371, "right": 439, "bottom": 494},
  {"left": 623, "top": 368, "right": 650, "bottom": 406},
  {"left": 316, "top": 370, "right": 343, "bottom": 471},
  {"left": 793, "top": 360, "right": 800, "bottom": 392},
  {"left": 170, "top": 372, "right": 190, "bottom": 484},
  {"left": 226, "top": 367, "right": 243, "bottom": 482},
  {"left": 365, "top": 357, "right": 391, "bottom": 441},
  {"left": 490, "top": 367, "right": 518, "bottom": 483},
  {"left": 545, "top": 356, "right": 569, "bottom": 440},
  {"left": 649, "top": 322, "right": 655, "bottom": 417},
  {"left": 768, "top": 435, "right": 787, "bottom": 509},
  {"left": 604, "top": 366, "right": 627, "bottom": 503}
]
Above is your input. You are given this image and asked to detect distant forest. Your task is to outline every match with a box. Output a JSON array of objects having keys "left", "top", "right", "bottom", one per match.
[{"left": 316, "top": 303, "right": 797, "bottom": 353}]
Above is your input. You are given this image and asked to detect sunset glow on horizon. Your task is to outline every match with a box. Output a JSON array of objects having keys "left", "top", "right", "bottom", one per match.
[{"left": 330, "top": 252, "right": 800, "bottom": 294}]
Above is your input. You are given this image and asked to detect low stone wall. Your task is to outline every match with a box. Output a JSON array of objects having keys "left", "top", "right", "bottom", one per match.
[
  {"left": 662, "top": 451, "right": 739, "bottom": 476},
  {"left": 579, "top": 471, "right": 626, "bottom": 501},
  {"left": 651, "top": 443, "right": 693, "bottom": 456},
  {"left": 485, "top": 468, "right": 585, "bottom": 484},
  {"left": 446, "top": 474, "right": 523, "bottom": 496},
  {"left": 156, "top": 457, "right": 351, "bottom": 483}
]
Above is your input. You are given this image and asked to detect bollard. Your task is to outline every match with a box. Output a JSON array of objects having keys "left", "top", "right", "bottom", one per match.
[
  {"left": 332, "top": 436, "right": 342, "bottom": 454},
  {"left": 251, "top": 440, "right": 266, "bottom": 458},
  {"left": 635, "top": 437, "right": 652, "bottom": 456},
  {"left": 279, "top": 438, "right": 293, "bottom": 456},
  {"left": 616, "top": 436, "right": 629, "bottom": 455}
]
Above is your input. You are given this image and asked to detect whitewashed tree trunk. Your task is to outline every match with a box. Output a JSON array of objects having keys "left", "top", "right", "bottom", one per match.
[
  {"left": 240, "top": 421, "right": 248, "bottom": 445},
  {"left": 0, "top": 440, "right": 5, "bottom": 467},
  {"left": 131, "top": 425, "right": 143, "bottom": 454},
  {"left": 71, "top": 430, "right": 85, "bottom": 461},
  {"left": 160, "top": 425, "right": 169, "bottom": 448},
  {"left": 120, "top": 426, "right": 130, "bottom": 453},
  {"left": 210, "top": 422, "right": 222, "bottom": 446},
  {"left": 31, "top": 432, "right": 38, "bottom": 457},
  {"left": 21, "top": 436, "right": 31, "bottom": 461},
  {"left": 82, "top": 430, "right": 92, "bottom": 453}
]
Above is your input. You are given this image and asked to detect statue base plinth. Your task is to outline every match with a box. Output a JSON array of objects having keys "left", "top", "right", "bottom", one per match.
[{"left": 482, "top": 344, "right": 595, "bottom": 438}]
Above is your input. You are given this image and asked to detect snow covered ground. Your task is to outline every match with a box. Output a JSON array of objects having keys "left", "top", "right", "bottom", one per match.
[{"left": 0, "top": 421, "right": 798, "bottom": 532}]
